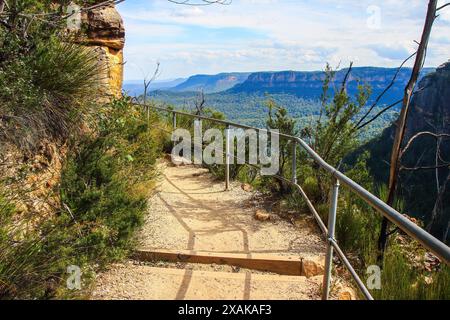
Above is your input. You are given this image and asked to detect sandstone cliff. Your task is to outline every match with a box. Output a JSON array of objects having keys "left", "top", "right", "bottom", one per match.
[
  {"left": 406, "top": 61, "right": 450, "bottom": 136},
  {"left": 228, "top": 67, "right": 434, "bottom": 105},
  {"left": 80, "top": 2, "right": 125, "bottom": 98},
  {"left": 0, "top": 3, "right": 126, "bottom": 220}
]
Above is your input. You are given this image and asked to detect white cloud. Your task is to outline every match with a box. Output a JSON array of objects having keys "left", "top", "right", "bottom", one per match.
[{"left": 118, "top": 0, "right": 450, "bottom": 80}]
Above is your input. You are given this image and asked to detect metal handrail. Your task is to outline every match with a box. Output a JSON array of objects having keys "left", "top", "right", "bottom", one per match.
[{"left": 140, "top": 103, "right": 450, "bottom": 300}]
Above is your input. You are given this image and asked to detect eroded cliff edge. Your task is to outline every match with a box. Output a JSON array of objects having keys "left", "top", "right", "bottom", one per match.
[{"left": 80, "top": 2, "right": 125, "bottom": 98}]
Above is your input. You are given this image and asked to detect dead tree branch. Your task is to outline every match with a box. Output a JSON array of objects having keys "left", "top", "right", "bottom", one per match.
[
  {"left": 378, "top": 0, "right": 439, "bottom": 261},
  {"left": 142, "top": 62, "right": 161, "bottom": 121},
  {"left": 400, "top": 164, "right": 450, "bottom": 171},
  {"left": 167, "top": 0, "right": 232, "bottom": 5},
  {"left": 356, "top": 83, "right": 430, "bottom": 131},
  {"left": 427, "top": 170, "right": 450, "bottom": 241},
  {"left": 354, "top": 52, "right": 417, "bottom": 130},
  {"left": 339, "top": 62, "right": 353, "bottom": 94},
  {"left": 400, "top": 131, "right": 450, "bottom": 159},
  {"left": 437, "top": 3, "right": 450, "bottom": 11},
  {"left": 143, "top": 62, "right": 161, "bottom": 104},
  {"left": 194, "top": 90, "right": 206, "bottom": 116}
]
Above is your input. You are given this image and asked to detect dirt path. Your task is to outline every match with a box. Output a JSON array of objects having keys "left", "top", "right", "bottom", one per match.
[{"left": 92, "top": 161, "right": 329, "bottom": 300}]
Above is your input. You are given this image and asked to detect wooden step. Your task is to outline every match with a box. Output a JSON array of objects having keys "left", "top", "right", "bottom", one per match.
[
  {"left": 92, "top": 265, "right": 322, "bottom": 300},
  {"left": 134, "top": 248, "right": 324, "bottom": 277}
]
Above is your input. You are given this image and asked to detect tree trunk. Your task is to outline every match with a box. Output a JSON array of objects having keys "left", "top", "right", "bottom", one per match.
[{"left": 378, "top": 0, "right": 438, "bottom": 261}]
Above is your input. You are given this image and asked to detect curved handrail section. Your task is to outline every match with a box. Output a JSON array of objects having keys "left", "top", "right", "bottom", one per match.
[
  {"left": 294, "top": 137, "right": 450, "bottom": 264},
  {"left": 142, "top": 103, "right": 450, "bottom": 264}
]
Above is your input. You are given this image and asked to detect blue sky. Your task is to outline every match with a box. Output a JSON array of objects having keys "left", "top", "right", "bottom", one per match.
[{"left": 117, "top": 0, "right": 450, "bottom": 81}]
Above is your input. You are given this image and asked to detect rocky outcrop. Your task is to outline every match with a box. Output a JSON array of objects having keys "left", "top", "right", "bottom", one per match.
[
  {"left": 405, "top": 61, "right": 450, "bottom": 137},
  {"left": 356, "top": 61, "right": 450, "bottom": 242},
  {"left": 0, "top": 141, "right": 65, "bottom": 222},
  {"left": 301, "top": 257, "right": 325, "bottom": 278},
  {"left": 368, "top": 61, "right": 450, "bottom": 147},
  {"left": 80, "top": 3, "right": 125, "bottom": 99}
]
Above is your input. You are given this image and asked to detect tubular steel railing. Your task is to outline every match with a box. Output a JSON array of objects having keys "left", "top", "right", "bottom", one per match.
[{"left": 140, "top": 103, "right": 450, "bottom": 300}]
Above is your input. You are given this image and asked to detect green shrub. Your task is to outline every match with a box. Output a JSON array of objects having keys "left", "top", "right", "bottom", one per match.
[
  {"left": 0, "top": 189, "right": 65, "bottom": 299},
  {"left": 0, "top": 98, "right": 163, "bottom": 299},
  {"left": 60, "top": 97, "right": 163, "bottom": 262},
  {"left": 367, "top": 245, "right": 450, "bottom": 300},
  {"left": 0, "top": 2, "right": 100, "bottom": 151}
]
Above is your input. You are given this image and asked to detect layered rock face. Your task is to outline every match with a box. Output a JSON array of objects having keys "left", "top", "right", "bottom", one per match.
[
  {"left": 357, "top": 61, "right": 450, "bottom": 242},
  {"left": 81, "top": 3, "right": 125, "bottom": 99},
  {"left": 229, "top": 67, "right": 434, "bottom": 105},
  {"left": 406, "top": 61, "right": 450, "bottom": 137}
]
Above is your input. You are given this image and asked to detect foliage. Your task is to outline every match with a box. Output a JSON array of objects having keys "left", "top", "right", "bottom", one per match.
[
  {"left": 179, "top": 62, "right": 449, "bottom": 300},
  {"left": 0, "top": 1, "right": 101, "bottom": 151},
  {"left": 335, "top": 152, "right": 381, "bottom": 254},
  {"left": 265, "top": 97, "right": 298, "bottom": 194},
  {"left": 151, "top": 91, "right": 398, "bottom": 140},
  {"left": 60, "top": 97, "right": 163, "bottom": 260},
  {"left": 301, "top": 64, "right": 371, "bottom": 200},
  {"left": 367, "top": 244, "right": 450, "bottom": 300},
  {"left": 0, "top": 98, "right": 163, "bottom": 299}
]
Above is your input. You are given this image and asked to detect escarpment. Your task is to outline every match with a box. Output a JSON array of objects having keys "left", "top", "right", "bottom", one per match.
[
  {"left": 0, "top": 2, "right": 126, "bottom": 220},
  {"left": 80, "top": 2, "right": 125, "bottom": 99}
]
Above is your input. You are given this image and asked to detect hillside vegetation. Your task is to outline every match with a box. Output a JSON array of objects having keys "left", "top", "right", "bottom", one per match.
[
  {"left": 351, "top": 62, "right": 450, "bottom": 243},
  {"left": 151, "top": 91, "right": 399, "bottom": 141},
  {"left": 0, "top": 1, "right": 166, "bottom": 299},
  {"left": 158, "top": 63, "right": 450, "bottom": 300},
  {"left": 1, "top": 0, "right": 448, "bottom": 301},
  {"left": 143, "top": 67, "right": 434, "bottom": 141}
]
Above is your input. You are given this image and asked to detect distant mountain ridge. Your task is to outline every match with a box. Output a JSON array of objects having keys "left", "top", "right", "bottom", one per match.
[
  {"left": 128, "top": 67, "right": 435, "bottom": 107},
  {"left": 171, "top": 72, "right": 251, "bottom": 93},
  {"left": 123, "top": 78, "right": 186, "bottom": 96},
  {"left": 228, "top": 67, "right": 435, "bottom": 105}
]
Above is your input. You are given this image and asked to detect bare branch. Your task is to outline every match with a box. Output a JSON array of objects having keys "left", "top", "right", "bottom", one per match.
[
  {"left": 339, "top": 62, "right": 353, "bottom": 94},
  {"left": 400, "top": 164, "right": 450, "bottom": 171},
  {"left": 354, "top": 51, "right": 417, "bottom": 130},
  {"left": 356, "top": 99, "right": 402, "bottom": 131},
  {"left": 144, "top": 62, "right": 161, "bottom": 91},
  {"left": 143, "top": 62, "right": 161, "bottom": 112},
  {"left": 194, "top": 90, "right": 206, "bottom": 116},
  {"left": 437, "top": 3, "right": 450, "bottom": 11},
  {"left": 400, "top": 131, "right": 450, "bottom": 159},
  {"left": 427, "top": 170, "right": 450, "bottom": 238},
  {"left": 167, "top": 0, "right": 232, "bottom": 5},
  {"left": 356, "top": 83, "right": 430, "bottom": 131}
]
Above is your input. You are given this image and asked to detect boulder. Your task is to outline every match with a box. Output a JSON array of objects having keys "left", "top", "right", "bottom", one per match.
[
  {"left": 301, "top": 257, "right": 325, "bottom": 278},
  {"left": 338, "top": 287, "right": 357, "bottom": 300},
  {"left": 78, "top": 3, "right": 125, "bottom": 99},
  {"left": 84, "top": 5, "right": 125, "bottom": 49},
  {"left": 254, "top": 209, "right": 270, "bottom": 222}
]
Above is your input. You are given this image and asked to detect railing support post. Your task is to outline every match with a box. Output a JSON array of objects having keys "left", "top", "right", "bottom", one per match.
[
  {"left": 322, "top": 178, "right": 340, "bottom": 300},
  {"left": 172, "top": 112, "right": 177, "bottom": 129},
  {"left": 172, "top": 112, "right": 177, "bottom": 152},
  {"left": 225, "top": 125, "right": 231, "bottom": 191},
  {"left": 194, "top": 119, "right": 202, "bottom": 165},
  {"left": 292, "top": 141, "right": 297, "bottom": 184}
]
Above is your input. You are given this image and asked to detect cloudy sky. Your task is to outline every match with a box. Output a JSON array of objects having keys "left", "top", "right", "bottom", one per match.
[{"left": 117, "top": 0, "right": 450, "bottom": 81}]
